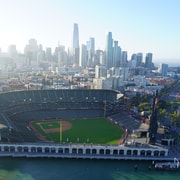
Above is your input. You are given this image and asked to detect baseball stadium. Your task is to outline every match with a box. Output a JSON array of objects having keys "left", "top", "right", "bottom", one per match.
[{"left": 0, "top": 89, "right": 168, "bottom": 160}]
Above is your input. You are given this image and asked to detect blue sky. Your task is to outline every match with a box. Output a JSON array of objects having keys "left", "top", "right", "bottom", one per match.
[{"left": 0, "top": 0, "right": 180, "bottom": 64}]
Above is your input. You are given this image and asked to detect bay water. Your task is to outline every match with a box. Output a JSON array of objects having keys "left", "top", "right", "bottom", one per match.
[{"left": 0, "top": 157, "right": 180, "bottom": 180}]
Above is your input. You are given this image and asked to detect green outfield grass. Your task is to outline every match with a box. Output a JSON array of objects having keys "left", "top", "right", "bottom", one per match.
[{"left": 31, "top": 118, "right": 124, "bottom": 145}]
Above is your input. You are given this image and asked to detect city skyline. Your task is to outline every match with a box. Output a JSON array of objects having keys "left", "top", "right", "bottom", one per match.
[{"left": 0, "top": 0, "right": 180, "bottom": 65}]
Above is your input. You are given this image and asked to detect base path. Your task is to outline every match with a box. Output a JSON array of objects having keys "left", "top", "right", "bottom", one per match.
[
  {"left": 44, "top": 121, "right": 72, "bottom": 133},
  {"left": 29, "top": 120, "right": 72, "bottom": 141}
]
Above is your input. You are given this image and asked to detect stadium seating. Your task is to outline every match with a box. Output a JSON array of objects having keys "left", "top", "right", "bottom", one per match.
[{"left": 0, "top": 89, "right": 121, "bottom": 142}]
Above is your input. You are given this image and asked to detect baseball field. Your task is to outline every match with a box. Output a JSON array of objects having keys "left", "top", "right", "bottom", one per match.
[{"left": 30, "top": 118, "right": 124, "bottom": 145}]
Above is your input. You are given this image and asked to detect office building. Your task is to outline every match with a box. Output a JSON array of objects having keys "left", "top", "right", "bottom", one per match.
[
  {"left": 95, "top": 65, "right": 107, "bottom": 79},
  {"left": 8, "top": 45, "right": 17, "bottom": 58},
  {"left": 87, "top": 37, "right": 95, "bottom": 67},
  {"left": 95, "top": 50, "right": 104, "bottom": 66},
  {"left": 113, "top": 41, "right": 121, "bottom": 68},
  {"left": 80, "top": 44, "right": 87, "bottom": 67},
  {"left": 136, "top": 53, "right": 143, "bottom": 67},
  {"left": 159, "top": 63, "right": 168, "bottom": 77},
  {"left": 72, "top": 23, "right": 79, "bottom": 66},
  {"left": 105, "top": 32, "right": 113, "bottom": 69},
  {"left": 24, "top": 38, "right": 38, "bottom": 66},
  {"left": 145, "top": 53, "right": 153, "bottom": 68},
  {"left": 120, "top": 51, "right": 127, "bottom": 67},
  {"left": 46, "top": 48, "right": 52, "bottom": 62}
]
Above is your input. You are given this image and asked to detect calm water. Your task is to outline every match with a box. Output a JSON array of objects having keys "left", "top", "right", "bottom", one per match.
[{"left": 0, "top": 157, "right": 180, "bottom": 180}]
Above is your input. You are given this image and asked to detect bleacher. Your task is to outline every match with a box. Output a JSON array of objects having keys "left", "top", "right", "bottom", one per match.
[{"left": 109, "top": 112, "right": 141, "bottom": 131}]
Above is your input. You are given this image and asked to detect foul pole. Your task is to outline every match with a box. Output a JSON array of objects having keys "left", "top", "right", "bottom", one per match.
[
  {"left": 104, "top": 100, "right": 106, "bottom": 117},
  {"left": 60, "top": 121, "right": 62, "bottom": 143}
]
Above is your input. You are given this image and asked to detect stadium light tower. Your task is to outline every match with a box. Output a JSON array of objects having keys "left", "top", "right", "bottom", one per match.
[
  {"left": 148, "top": 90, "right": 158, "bottom": 144},
  {"left": 104, "top": 100, "right": 106, "bottom": 117}
]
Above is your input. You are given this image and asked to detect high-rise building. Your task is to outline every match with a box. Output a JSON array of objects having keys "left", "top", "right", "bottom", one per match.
[
  {"left": 159, "top": 63, "right": 168, "bottom": 77},
  {"left": 105, "top": 32, "right": 113, "bottom": 69},
  {"left": 145, "top": 53, "right": 153, "bottom": 68},
  {"left": 73, "top": 23, "right": 79, "bottom": 49},
  {"left": 46, "top": 47, "right": 52, "bottom": 62},
  {"left": 95, "top": 49, "right": 104, "bottom": 66},
  {"left": 120, "top": 51, "right": 127, "bottom": 67},
  {"left": 80, "top": 44, "right": 87, "bottom": 67},
  {"left": 113, "top": 41, "right": 121, "bottom": 68},
  {"left": 58, "top": 51, "right": 67, "bottom": 67},
  {"left": 24, "top": 38, "right": 38, "bottom": 66},
  {"left": 95, "top": 65, "right": 107, "bottom": 79},
  {"left": 8, "top": 45, "right": 17, "bottom": 58},
  {"left": 87, "top": 37, "right": 95, "bottom": 67},
  {"left": 114, "top": 67, "right": 129, "bottom": 81},
  {"left": 57, "top": 45, "right": 67, "bottom": 67},
  {"left": 136, "top": 53, "right": 143, "bottom": 67},
  {"left": 72, "top": 23, "right": 79, "bottom": 66},
  {"left": 37, "top": 44, "right": 45, "bottom": 66},
  {"left": 131, "top": 53, "right": 137, "bottom": 61}
]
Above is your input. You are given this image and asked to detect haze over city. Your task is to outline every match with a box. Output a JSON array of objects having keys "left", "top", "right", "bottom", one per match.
[{"left": 0, "top": 0, "right": 180, "bottom": 65}]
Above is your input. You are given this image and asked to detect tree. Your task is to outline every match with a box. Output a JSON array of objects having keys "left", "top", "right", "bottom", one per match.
[
  {"left": 157, "top": 100, "right": 168, "bottom": 109},
  {"left": 169, "top": 111, "right": 180, "bottom": 126},
  {"left": 138, "top": 102, "right": 151, "bottom": 112}
]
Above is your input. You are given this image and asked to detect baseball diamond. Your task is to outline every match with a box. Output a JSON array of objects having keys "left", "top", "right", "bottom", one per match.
[{"left": 30, "top": 118, "right": 124, "bottom": 144}]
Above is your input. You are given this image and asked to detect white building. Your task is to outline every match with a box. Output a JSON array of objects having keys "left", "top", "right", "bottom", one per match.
[{"left": 95, "top": 65, "right": 107, "bottom": 79}]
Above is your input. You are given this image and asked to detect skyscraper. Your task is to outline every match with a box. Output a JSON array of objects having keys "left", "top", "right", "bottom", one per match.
[
  {"left": 105, "top": 32, "right": 113, "bottom": 69},
  {"left": 120, "top": 51, "right": 127, "bottom": 67},
  {"left": 95, "top": 50, "right": 104, "bottom": 66},
  {"left": 24, "top": 38, "right": 38, "bottom": 66},
  {"left": 159, "top": 63, "right": 168, "bottom": 77},
  {"left": 46, "top": 47, "right": 52, "bottom": 62},
  {"left": 136, "top": 53, "right": 143, "bottom": 67},
  {"left": 145, "top": 53, "right": 153, "bottom": 68},
  {"left": 73, "top": 23, "right": 79, "bottom": 49},
  {"left": 72, "top": 23, "right": 79, "bottom": 66},
  {"left": 113, "top": 41, "right": 121, "bottom": 68},
  {"left": 8, "top": 45, "right": 17, "bottom": 58},
  {"left": 87, "top": 37, "right": 95, "bottom": 67},
  {"left": 80, "top": 44, "right": 87, "bottom": 67},
  {"left": 95, "top": 65, "right": 107, "bottom": 79}
]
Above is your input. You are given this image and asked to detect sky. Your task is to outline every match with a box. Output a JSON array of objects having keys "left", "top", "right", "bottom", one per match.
[{"left": 0, "top": 0, "right": 180, "bottom": 65}]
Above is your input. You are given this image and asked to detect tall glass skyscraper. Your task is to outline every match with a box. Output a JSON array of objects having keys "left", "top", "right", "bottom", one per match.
[
  {"left": 159, "top": 63, "right": 168, "bottom": 77},
  {"left": 105, "top": 32, "right": 113, "bottom": 69},
  {"left": 145, "top": 53, "right": 153, "bottom": 68},
  {"left": 113, "top": 41, "right": 121, "bottom": 68},
  {"left": 80, "top": 44, "right": 87, "bottom": 67},
  {"left": 87, "top": 37, "right": 95, "bottom": 67},
  {"left": 136, "top": 53, "right": 143, "bottom": 67},
  {"left": 73, "top": 23, "right": 79, "bottom": 49},
  {"left": 72, "top": 23, "right": 79, "bottom": 66},
  {"left": 120, "top": 51, "right": 127, "bottom": 67}
]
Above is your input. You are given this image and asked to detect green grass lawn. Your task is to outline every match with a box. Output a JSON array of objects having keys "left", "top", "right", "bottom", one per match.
[{"left": 31, "top": 118, "right": 124, "bottom": 145}]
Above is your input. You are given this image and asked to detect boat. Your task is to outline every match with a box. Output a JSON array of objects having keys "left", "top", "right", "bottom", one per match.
[{"left": 154, "top": 158, "right": 179, "bottom": 171}]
